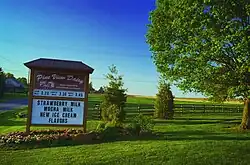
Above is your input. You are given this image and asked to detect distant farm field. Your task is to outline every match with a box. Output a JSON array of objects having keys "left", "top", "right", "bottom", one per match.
[
  {"left": 1, "top": 93, "right": 243, "bottom": 105},
  {"left": 88, "top": 94, "right": 242, "bottom": 105}
]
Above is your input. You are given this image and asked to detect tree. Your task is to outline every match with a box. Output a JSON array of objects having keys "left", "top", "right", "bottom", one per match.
[
  {"left": 146, "top": 0, "right": 250, "bottom": 128},
  {"left": 17, "top": 77, "right": 28, "bottom": 87},
  {"left": 4, "top": 72, "right": 14, "bottom": 78},
  {"left": 100, "top": 64, "right": 127, "bottom": 124},
  {"left": 154, "top": 78, "right": 174, "bottom": 119},
  {"left": 98, "top": 87, "right": 105, "bottom": 94},
  {"left": 89, "top": 82, "right": 96, "bottom": 93}
]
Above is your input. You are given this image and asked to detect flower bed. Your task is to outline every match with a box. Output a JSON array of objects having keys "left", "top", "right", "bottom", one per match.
[
  {"left": 0, "top": 129, "right": 99, "bottom": 148},
  {"left": 0, "top": 115, "right": 156, "bottom": 149}
]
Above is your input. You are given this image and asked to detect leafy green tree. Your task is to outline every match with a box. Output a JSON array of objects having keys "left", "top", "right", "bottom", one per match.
[
  {"left": 89, "top": 82, "right": 96, "bottom": 93},
  {"left": 100, "top": 65, "right": 127, "bottom": 124},
  {"left": 146, "top": 0, "right": 250, "bottom": 128},
  {"left": 17, "top": 77, "right": 28, "bottom": 87},
  {"left": 154, "top": 78, "right": 174, "bottom": 119},
  {"left": 98, "top": 87, "right": 105, "bottom": 94},
  {"left": 4, "top": 72, "right": 14, "bottom": 78}
]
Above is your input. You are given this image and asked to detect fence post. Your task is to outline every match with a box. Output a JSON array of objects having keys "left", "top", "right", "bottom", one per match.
[
  {"left": 203, "top": 104, "right": 206, "bottom": 114},
  {"left": 99, "top": 105, "right": 101, "bottom": 120},
  {"left": 94, "top": 104, "right": 101, "bottom": 120},
  {"left": 137, "top": 104, "right": 141, "bottom": 114}
]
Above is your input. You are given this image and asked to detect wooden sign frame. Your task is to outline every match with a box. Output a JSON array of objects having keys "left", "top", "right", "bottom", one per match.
[{"left": 24, "top": 58, "right": 94, "bottom": 134}]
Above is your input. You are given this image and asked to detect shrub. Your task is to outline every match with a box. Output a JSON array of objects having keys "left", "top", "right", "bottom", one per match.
[
  {"left": 129, "top": 114, "right": 155, "bottom": 135},
  {"left": 71, "top": 132, "right": 97, "bottom": 144},
  {"left": 101, "top": 126, "right": 121, "bottom": 141},
  {"left": 100, "top": 64, "right": 127, "bottom": 124},
  {"left": 96, "top": 122, "right": 130, "bottom": 141},
  {"left": 101, "top": 103, "right": 125, "bottom": 125},
  {"left": 16, "top": 112, "right": 27, "bottom": 118},
  {"left": 154, "top": 78, "right": 174, "bottom": 119},
  {"left": 96, "top": 122, "right": 106, "bottom": 132},
  {"left": 97, "top": 123, "right": 123, "bottom": 141}
]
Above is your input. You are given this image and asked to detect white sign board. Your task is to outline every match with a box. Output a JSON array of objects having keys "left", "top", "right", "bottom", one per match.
[
  {"left": 33, "top": 89, "right": 85, "bottom": 98},
  {"left": 31, "top": 99, "right": 84, "bottom": 125}
]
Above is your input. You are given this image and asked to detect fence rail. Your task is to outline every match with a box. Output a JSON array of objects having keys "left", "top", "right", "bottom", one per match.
[{"left": 87, "top": 103, "right": 243, "bottom": 120}]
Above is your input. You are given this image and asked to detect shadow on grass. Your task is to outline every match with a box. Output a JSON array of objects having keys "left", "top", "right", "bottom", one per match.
[
  {"left": 2, "top": 129, "right": 250, "bottom": 151},
  {"left": 0, "top": 109, "right": 26, "bottom": 126},
  {"left": 0, "top": 120, "right": 26, "bottom": 126},
  {"left": 0, "top": 140, "right": 99, "bottom": 151},
  {"left": 98, "top": 130, "right": 250, "bottom": 143},
  {"left": 172, "top": 117, "right": 241, "bottom": 121},
  {"left": 154, "top": 118, "right": 241, "bottom": 125}
]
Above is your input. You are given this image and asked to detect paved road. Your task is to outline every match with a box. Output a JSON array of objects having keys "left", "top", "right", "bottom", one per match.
[{"left": 0, "top": 98, "right": 28, "bottom": 111}]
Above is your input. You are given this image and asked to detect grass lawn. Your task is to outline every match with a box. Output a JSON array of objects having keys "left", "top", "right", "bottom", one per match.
[{"left": 1, "top": 105, "right": 250, "bottom": 165}]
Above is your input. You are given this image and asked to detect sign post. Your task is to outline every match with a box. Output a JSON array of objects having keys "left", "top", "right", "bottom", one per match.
[{"left": 24, "top": 58, "right": 94, "bottom": 134}]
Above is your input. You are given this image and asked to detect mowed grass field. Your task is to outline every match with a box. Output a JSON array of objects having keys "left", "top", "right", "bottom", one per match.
[
  {"left": 1, "top": 94, "right": 250, "bottom": 165},
  {"left": 88, "top": 94, "right": 242, "bottom": 107},
  {"left": 1, "top": 92, "right": 242, "bottom": 105}
]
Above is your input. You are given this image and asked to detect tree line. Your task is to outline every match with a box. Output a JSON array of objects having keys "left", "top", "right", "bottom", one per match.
[
  {"left": 0, "top": 69, "right": 29, "bottom": 98},
  {"left": 1, "top": 71, "right": 28, "bottom": 87},
  {"left": 89, "top": 82, "right": 105, "bottom": 94}
]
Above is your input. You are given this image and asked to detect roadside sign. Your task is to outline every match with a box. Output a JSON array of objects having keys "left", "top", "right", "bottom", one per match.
[{"left": 24, "top": 58, "right": 94, "bottom": 133}]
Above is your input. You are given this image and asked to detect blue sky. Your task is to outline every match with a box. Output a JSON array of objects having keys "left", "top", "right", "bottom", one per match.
[{"left": 0, "top": 0, "right": 204, "bottom": 98}]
